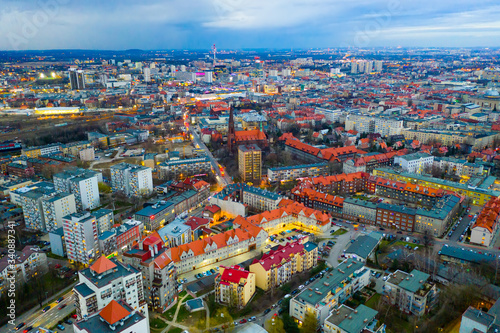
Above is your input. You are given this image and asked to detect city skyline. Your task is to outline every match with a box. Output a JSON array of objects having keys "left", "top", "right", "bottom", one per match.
[{"left": 1, "top": 0, "right": 500, "bottom": 50}]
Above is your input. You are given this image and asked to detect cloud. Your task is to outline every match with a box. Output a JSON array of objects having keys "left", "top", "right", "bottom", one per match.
[{"left": 0, "top": 0, "right": 499, "bottom": 49}]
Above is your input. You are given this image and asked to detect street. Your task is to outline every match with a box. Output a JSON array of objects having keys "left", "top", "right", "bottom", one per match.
[
  {"left": 185, "top": 114, "right": 232, "bottom": 187},
  {"left": 3, "top": 288, "right": 76, "bottom": 333}
]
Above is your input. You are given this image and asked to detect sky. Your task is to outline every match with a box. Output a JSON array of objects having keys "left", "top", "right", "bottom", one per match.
[{"left": 0, "top": 0, "right": 499, "bottom": 50}]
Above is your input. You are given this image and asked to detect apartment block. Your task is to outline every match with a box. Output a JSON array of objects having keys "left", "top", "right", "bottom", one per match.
[
  {"left": 374, "top": 118, "right": 404, "bottom": 137},
  {"left": 93, "top": 208, "right": 114, "bottom": 234},
  {"left": 345, "top": 115, "right": 375, "bottom": 134},
  {"left": 123, "top": 235, "right": 178, "bottom": 313},
  {"left": 342, "top": 198, "right": 378, "bottom": 225},
  {"left": 268, "top": 162, "right": 328, "bottom": 183},
  {"left": 63, "top": 212, "right": 99, "bottom": 265},
  {"left": 290, "top": 259, "right": 370, "bottom": 324},
  {"left": 159, "top": 156, "right": 212, "bottom": 179},
  {"left": 54, "top": 168, "right": 102, "bottom": 211},
  {"left": 215, "top": 265, "right": 256, "bottom": 309},
  {"left": 376, "top": 203, "right": 416, "bottom": 232},
  {"left": 384, "top": 269, "right": 437, "bottom": 316},
  {"left": 324, "top": 304, "right": 382, "bottom": 333},
  {"left": 41, "top": 192, "right": 77, "bottom": 232},
  {"left": 110, "top": 163, "right": 153, "bottom": 197},
  {"left": 250, "top": 241, "right": 317, "bottom": 291},
  {"left": 238, "top": 144, "right": 262, "bottom": 183},
  {"left": 73, "top": 256, "right": 147, "bottom": 320}
]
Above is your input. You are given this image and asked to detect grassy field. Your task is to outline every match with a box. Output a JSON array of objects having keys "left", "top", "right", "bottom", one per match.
[
  {"left": 150, "top": 317, "right": 168, "bottom": 331},
  {"left": 394, "top": 241, "right": 419, "bottom": 249},
  {"left": 364, "top": 293, "right": 381, "bottom": 309},
  {"left": 332, "top": 228, "right": 348, "bottom": 236},
  {"left": 168, "top": 328, "right": 183, "bottom": 333}
]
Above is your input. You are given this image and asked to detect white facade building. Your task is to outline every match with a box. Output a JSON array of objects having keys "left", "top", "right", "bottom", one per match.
[
  {"left": 62, "top": 212, "right": 99, "bottom": 265},
  {"left": 110, "top": 163, "right": 153, "bottom": 197}
]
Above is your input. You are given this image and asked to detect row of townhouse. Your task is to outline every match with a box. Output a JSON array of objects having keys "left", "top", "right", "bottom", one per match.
[
  {"left": 343, "top": 150, "right": 407, "bottom": 174},
  {"left": 166, "top": 220, "right": 267, "bottom": 275},
  {"left": 470, "top": 196, "right": 500, "bottom": 247},
  {"left": 373, "top": 167, "right": 500, "bottom": 206},
  {"left": 249, "top": 240, "right": 318, "bottom": 291},
  {"left": 284, "top": 139, "right": 365, "bottom": 164},
  {"left": 242, "top": 201, "right": 332, "bottom": 234},
  {"left": 267, "top": 162, "right": 329, "bottom": 183}
]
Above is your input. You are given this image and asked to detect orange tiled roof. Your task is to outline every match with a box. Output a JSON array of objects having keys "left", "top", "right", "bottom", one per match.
[
  {"left": 99, "top": 300, "right": 130, "bottom": 325},
  {"left": 235, "top": 129, "right": 267, "bottom": 142},
  {"left": 90, "top": 256, "right": 117, "bottom": 274},
  {"left": 473, "top": 197, "right": 500, "bottom": 233}
]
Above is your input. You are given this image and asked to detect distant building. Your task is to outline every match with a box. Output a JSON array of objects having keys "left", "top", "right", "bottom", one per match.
[
  {"left": 159, "top": 156, "right": 211, "bottom": 179},
  {"left": 394, "top": 152, "right": 434, "bottom": 174},
  {"left": 238, "top": 144, "right": 262, "bottom": 183},
  {"left": 215, "top": 265, "right": 256, "bottom": 309},
  {"left": 343, "top": 232, "right": 383, "bottom": 263},
  {"left": 69, "top": 69, "right": 85, "bottom": 90},
  {"left": 93, "top": 208, "right": 114, "bottom": 234}
]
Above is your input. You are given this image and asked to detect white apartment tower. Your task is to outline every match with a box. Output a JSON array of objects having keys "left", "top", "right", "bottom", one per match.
[
  {"left": 54, "top": 168, "right": 102, "bottom": 211},
  {"left": 110, "top": 163, "right": 153, "bottom": 197},
  {"left": 73, "top": 256, "right": 147, "bottom": 321},
  {"left": 63, "top": 212, "right": 99, "bottom": 266}
]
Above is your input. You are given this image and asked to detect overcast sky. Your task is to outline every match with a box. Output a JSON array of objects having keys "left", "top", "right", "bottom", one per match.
[{"left": 1, "top": 0, "right": 499, "bottom": 50}]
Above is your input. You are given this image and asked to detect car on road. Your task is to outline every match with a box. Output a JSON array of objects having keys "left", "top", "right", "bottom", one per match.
[
  {"left": 249, "top": 316, "right": 256, "bottom": 322},
  {"left": 42, "top": 305, "right": 51, "bottom": 312},
  {"left": 375, "top": 272, "right": 382, "bottom": 278},
  {"left": 65, "top": 319, "right": 73, "bottom": 324},
  {"left": 264, "top": 308, "right": 271, "bottom": 315},
  {"left": 448, "top": 232, "right": 452, "bottom": 237},
  {"left": 15, "top": 323, "right": 26, "bottom": 331},
  {"left": 210, "top": 268, "right": 216, "bottom": 274},
  {"left": 278, "top": 308, "right": 284, "bottom": 315},
  {"left": 284, "top": 294, "right": 291, "bottom": 299},
  {"left": 71, "top": 314, "right": 78, "bottom": 319},
  {"left": 57, "top": 324, "right": 65, "bottom": 331},
  {"left": 239, "top": 319, "right": 247, "bottom": 324},
  {"left": 56, "top": 296, "right": 64, "bottom": 303},
  {"left": 291, "top": 289, "right": 299, "bottom": 295},
  {"left": 58, "top": 304, "right": 67, "bottom": 310},
  {"left": 183, "top": 278, "right": 188, "bottom": 284},
  {"left": 299, "top": 285, "right": 305, "bottom": 290},
  {"left": 22, "top": 326, "right": 33, "bottom": 333}
]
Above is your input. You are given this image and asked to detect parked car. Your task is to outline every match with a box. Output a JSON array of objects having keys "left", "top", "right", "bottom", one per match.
[
  {"left": 249, "top": 316, "right": 256, "bottom": 322},
  {"left": 65, "top": 319, "right": 73, "bottom": 325},
  {"left": 239, "top": 319, "right": 247, "bottom": 324},
  {"left": 22, "top": 326, "right": 33, "bottom": 333},
  {"left": 71, "top": 314, "right": 78, "bottom": 319},
  {"left": 15, "top": 323, "right": 26, "bottom": 331},
  {"left": 57, "top": 324, "right": 65, "bottom": 331},
  {"left": 42, "top": 305, "right": 51, "bottom": 312},
  {"left": 263, "top": 309, "right": 271, "bottom": 315},
  {"left": 375, "top": 272, "right": 382, "bottom": 278},
  {"left": 210, "top": 269, "right": 216, "bottom": 274},
  {"left": 58, "top": 304, "right": 67, "bottom": 310}
]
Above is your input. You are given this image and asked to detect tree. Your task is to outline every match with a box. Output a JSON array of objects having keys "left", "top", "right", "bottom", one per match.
[
  {"left": 419, "top": 229, "right": 434, "bottom": 249},
  {"left": 265, "top": 315, "right": 286, "bottom": 333},
  {"left": 210, "top": 308, "right": 234, "bottom": 332},
  {"left": 98, "top": 182, "right": 112, "bottom": 193},
  {"left": 300, "top": 310, "right": 317, "bottom": 333}
]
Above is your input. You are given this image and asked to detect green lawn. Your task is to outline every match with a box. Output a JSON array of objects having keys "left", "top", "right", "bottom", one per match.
[
  {"left": 394, "top": 241, "right": 419, "bottom": 249},
  {"left": 150, "top": 317, "right": 168, "bottom": 330},
  {"left": 332, "top": 228, "right": 348, "bottom": 236},
  {"left": 176, "top": 305, "right": 193, "bottom": 323},
  {"left": 162, "top": 305, "right": 177, "bottom": 321},
  {"left": 365, "top": 293, "right": 381, "bottom": 309},
  {"left": 168, "top": 328, "right": 183, "bottom": 333}
]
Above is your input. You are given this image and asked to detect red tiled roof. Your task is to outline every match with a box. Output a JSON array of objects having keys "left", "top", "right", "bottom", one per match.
[
  {"left": 99, "top": 300, "right": 130, "bottom": 325},
  {"left": 219, "top": 266, "right": 251, "bottom": 284},
  {"left": 90, "top": 256, "right": 117, "bottom": 274}
]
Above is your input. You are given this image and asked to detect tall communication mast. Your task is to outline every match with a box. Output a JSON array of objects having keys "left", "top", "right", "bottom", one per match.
[{"left": 212, "top": 44, "right": 217, "bottom": 65}]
